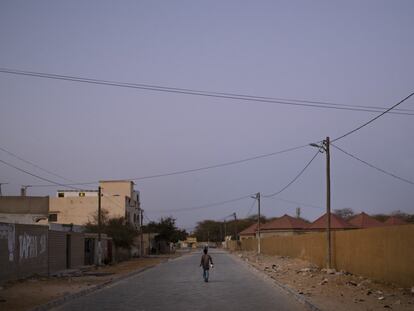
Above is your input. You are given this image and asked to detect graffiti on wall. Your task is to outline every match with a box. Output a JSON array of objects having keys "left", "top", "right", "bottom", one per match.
[
  {"left": 19, "top": 232, "right": 47, "bottom": 261},
  {"left": 0, "top": 223, "right": 16, "bottom": 261}
]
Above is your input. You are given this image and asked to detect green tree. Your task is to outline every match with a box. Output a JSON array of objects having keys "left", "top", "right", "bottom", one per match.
[
  {"left": 142, "top": 217, "right": 188, "bottom": 243},
  {"left": 333, "top": 208, "right": 355, "bottom": 220},
  {"left": 85, "top": 209, "right": 138, "bottom": 249}
]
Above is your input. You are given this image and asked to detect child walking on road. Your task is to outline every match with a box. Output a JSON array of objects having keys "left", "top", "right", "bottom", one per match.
[{"left": 200, "top": 247, "right": 214, "bottom": 282}]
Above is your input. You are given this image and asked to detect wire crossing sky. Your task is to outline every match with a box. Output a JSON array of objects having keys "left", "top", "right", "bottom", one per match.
[{"left": 1, "top": 0, "right": 413, "bottom": 229}]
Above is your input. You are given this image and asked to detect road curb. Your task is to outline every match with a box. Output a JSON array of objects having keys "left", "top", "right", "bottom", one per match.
[
  {"left": 29, "top": 255, "right": 183, "bottom": 311},
  {"left": 231, "top": 252, "right": 322, "bottom": 311}
]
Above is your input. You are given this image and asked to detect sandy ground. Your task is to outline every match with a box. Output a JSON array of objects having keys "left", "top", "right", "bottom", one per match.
[
  {"left": 0, "top": 255, "right": 180, "bottom": 311},
  {"left": 236, "top": 251, "right": 414, "bottom": 311}
]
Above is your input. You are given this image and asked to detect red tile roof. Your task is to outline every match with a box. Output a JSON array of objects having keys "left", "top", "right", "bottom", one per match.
[
  {"left": 309, "top": 213, "right": 354, "bottom": 229},
  {"left": 261, "top": 214, "right": 309, "bottom": 230},
  {"left": 239, "top": 223, "right": 259, "bottom": 236},
  {"left": 384, "top": 216, "right": 408, "bottom": 226},
  {"left": 348, "top": 212, "right": 384, "bottom": 228}
]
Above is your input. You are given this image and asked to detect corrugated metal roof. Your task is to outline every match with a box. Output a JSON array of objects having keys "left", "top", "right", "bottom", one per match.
[
  {"left": 261, "top": 214, "right": 309, "bottom": 230},
  {"left": 348, "top": 212, "right": 384, "bottom": 228},
  {"left": 309, "top": 213, "right": 354, "bottom": 229}
]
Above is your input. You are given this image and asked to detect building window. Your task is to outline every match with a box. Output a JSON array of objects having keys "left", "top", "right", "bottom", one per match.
[
  {"left": 49, "top": 214, "right": 58, "bottom": 222},
  {"left": 58, "top": 192, "right": 65, "bottom": 198},
  {"left": 79, "top": 192, "right": 85, "bottom": 197}
]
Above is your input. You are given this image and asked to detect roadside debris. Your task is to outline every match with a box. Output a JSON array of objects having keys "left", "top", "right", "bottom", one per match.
[{"left": 236, "top": 251, "right": 414, "bottom": 311}]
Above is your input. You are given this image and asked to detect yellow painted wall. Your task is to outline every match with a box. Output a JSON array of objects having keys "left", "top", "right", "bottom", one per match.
[
  {"left": 100, "top": 181, "right": 133, "bottom": 198},
  {"left": 49, "top": 196, "right": 125, "bottom": 225},
  {"left": 236, "top": 225, "right": 414, "bottom": 287}
]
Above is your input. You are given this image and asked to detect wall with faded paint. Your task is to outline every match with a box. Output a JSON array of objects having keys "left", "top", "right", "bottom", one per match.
[
  {"left": 1, "top": 224, "right": 91, "bottom": 282},
  {"left": 234, "top": 224, "right": 414, "bottom": 287},
  {"left": 48, "top": 231, "right": 67, "bottom": 273},
  {"left": 0, "top": 223, "right": 48, "bottom": 282},
  {"left": 0, "top": 197, "right": 49, "bottom": 224},
  {"left": 69, "top": 232, "right": 85, "bottom": 268}
]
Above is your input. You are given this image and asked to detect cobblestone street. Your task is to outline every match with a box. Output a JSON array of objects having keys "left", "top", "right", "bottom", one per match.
[{"left": 54, "top": 250, "right": 306, "bottom": 311}]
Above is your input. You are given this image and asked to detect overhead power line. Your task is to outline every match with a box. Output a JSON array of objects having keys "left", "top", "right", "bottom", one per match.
[
  {"left": 0, "top": 158, "right": 80, "bottom": 190},
  {"left": 149, "top": 194, "right": 254, "bottom": 213},
  {"left": 332, "top": 92, "right": 414, "bottom": 142},
  {"left": 1, "top": 67, "right": 414, "bottom": 115},
  {"left": 270, "top": 197, "right": 324, "bottom": 209},
  {"left": 29, "top": 143, "right": 309, "bottom": 187},
  {"left": 245, "top": 199, "right": 257, "bottom": 218},
  {"left": 263, "top": 150, "right": 320, "bottom": 198},
  {"left": 331, "top": 143, "right": 414, "bottom": 186},
  {"left": 0, "top": 146, "right": 77, "bottom": 183}
]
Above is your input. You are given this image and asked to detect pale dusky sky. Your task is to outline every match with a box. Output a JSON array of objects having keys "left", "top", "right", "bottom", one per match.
[{"left": 0, "top": 1, "right": 413, "bottom": 231}]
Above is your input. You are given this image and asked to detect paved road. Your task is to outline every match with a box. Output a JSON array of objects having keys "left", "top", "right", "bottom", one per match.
[{"left": 55, "top": 250, "right": 306, "bottom": 311}]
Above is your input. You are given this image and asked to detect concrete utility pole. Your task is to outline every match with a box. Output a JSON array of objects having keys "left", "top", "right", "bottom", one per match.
[
  {"left": 97, "top": 186, "right": 102, "bottom": 266},
  {"left": 324, "top": 137, "right": 332, "bottom": 269},
  {"left": 251, "top": 192, "right": 261, "bottom": 255},
  {"left": 233, "top": 212, "right": 238, "bottom": 242},
  {"left": 310, "top": 137, "right": 332, "bottom": 268},
  {"left": 140, "top": 209, "right": 144, "bottom": 257},
  {"left": 224, "top": 220, "right": 227, "bottom": 241}
]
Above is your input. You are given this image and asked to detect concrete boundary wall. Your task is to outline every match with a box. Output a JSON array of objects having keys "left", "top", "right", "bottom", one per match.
[
  {"left": 1, "top": 224, "right": 105, "bottom": 283},
  {"left": 0, "top": 223, "right": 48, "bottom": 282},
  {"left": 232, "top": 224, "right": 414, "bottom": 287}
]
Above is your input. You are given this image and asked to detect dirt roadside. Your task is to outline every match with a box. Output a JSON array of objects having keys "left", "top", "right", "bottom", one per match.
[
  {"left": 235, "top": 251, "right": 414, "bottom": 311},
  {"left": 0, "top": 254, "right": 181, "bottom": 311}
]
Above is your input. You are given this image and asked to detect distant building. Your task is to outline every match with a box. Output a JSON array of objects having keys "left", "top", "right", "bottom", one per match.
[
  {"left": 384, "top": 216, "right": 408, "bottom": 226},
  {"left": 260, "top": 214, "right": 309, "bottom": 237},
  {"left": 308, "top": 213, "right": 354, "bottom": 231},
  {"left": 49, "top": 180, "right": 141, "bottom": 229},
  {"left": 0, "top": 196, "right": 49, "bottom": 224},
  {"left": 239, "top": 223, "right": 260, "bottom": 240},
  {"left": 348, "top": 212, "right": 384, "bottom": 229}
]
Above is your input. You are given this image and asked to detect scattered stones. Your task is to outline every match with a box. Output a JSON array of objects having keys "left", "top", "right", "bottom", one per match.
[
  {"left": 346, "top": 281, "right": 358, "bottom": 286},
  {"left": 298, "top": 268, "right": 311, "bottom": 273},
  {"left": 378, "top": 296, "right": 385, "bottom": 300},
  {"left": 366, "top": 290, "right": 373, "bottom": 296},
  {"left": 383, "top": 305, "right": 391, "bottom": 309},
  {"left": 411, "top": 287, "right": 414, "bottom": 295},
  {"left": 319, "top": 278, "right": 328, "bottom": 285},
  {"left": 321, "top": 268, "right": 336, "bottom": 274},
  {"left": 326, "top": 268, "right": 336, "bottom": 275},
  {"left": 353, "top": 298, "right": 365, "bottom": 303}
]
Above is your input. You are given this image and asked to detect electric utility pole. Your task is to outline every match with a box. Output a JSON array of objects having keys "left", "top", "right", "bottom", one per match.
[
  {"left": 251, "top": 192, "right": 261, "bottom": 255},
  {"left": 324, "top": 137, "right": 332, "bottom": 269},
  {"left": 140, "top": 209, "right": 144, "bottom": 257},
  {"left": 310, "top": 137, "right": 332, "bottom": 268},
  {"left": 97, "top": 186, "right": 102, "bottom": 266},
  {"left": 233, "top": 212, "right": 238, "bottom": 240}
]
